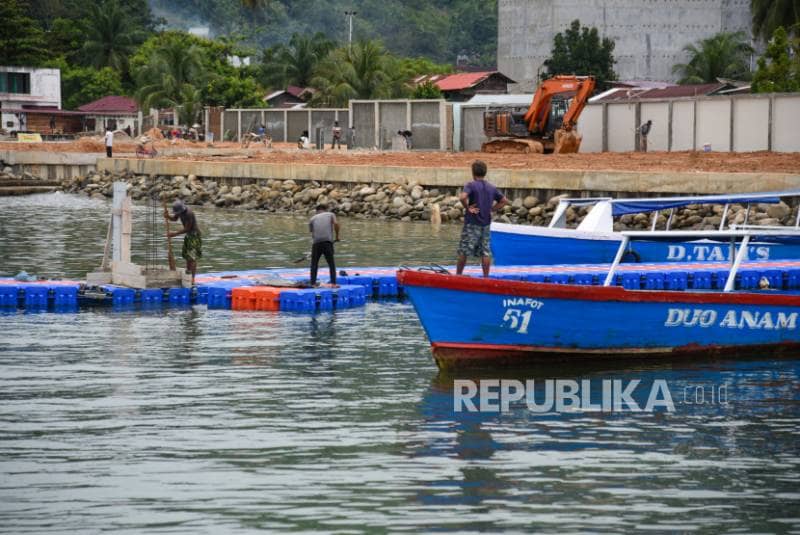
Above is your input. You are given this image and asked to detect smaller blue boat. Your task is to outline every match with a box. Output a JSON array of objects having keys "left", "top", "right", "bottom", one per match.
[
  {"left": 400, "top": 230, "right": 800, "bottom": 369},
  {"left": 491, "top": 190, "right": 800, "bottom": 266}
]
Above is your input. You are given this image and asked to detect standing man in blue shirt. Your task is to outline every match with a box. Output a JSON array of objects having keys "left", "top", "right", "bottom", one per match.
[{"left": 456, "top": 160, "right": 508, "bottom": 277}]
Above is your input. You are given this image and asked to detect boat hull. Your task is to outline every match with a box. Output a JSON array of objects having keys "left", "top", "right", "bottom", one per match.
[
  {"left": 398, "top": 270, "right": 800, "bottom": 369},
  {"left": 490, "top": 223, "right": 800, "bottom": 266}
]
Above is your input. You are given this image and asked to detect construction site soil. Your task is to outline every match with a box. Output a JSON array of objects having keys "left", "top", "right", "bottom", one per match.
[{"left": 2, "top": 139, "right": 799, "bottom": 174}]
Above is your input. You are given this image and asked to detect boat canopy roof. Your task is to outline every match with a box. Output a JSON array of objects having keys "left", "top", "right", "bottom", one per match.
[{"left": 555, "top": 190, "right": 800, "bottom": 217}]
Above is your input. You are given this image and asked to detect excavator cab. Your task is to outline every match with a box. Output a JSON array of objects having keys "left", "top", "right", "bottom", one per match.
[
  {"left": 545, "top": 96, "right": 570, "bottom": 136},
  {"left": 481, "top": 75, "right": 596, "bottom": 154}
]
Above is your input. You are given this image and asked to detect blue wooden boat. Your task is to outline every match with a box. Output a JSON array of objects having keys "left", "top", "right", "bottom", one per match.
[
  {"left": 400, "top": 230, "right": 800, "bottom": 369},
  {"left": 491, "top": 190, "right": 800, "bottom": 265}
]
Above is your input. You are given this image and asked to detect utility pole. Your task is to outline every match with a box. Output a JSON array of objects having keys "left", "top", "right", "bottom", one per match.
[{"left": 344, "top": 11, "right": 357, "bottom": 52}]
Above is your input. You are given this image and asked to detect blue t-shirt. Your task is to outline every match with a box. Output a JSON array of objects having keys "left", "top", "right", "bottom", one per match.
[{"left": 463, "top": 179, "right": 503, "bottom": 226}]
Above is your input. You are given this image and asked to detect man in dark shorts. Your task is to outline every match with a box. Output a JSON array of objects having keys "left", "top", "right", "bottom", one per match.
[
  {"left": 309, "top": 204, "right": 340, "bottom": 286},
  {"left": 456, "top": 160, "right": 507, "bottom": 277},
  {"left": 331, "top": 120, "right": 342, "bottom": 149},
  {"left": 164, "top": 200, "right": 202, "bottom": 286}
]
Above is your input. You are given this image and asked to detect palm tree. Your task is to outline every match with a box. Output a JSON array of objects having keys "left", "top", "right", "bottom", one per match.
[
  {"left": 310, "top": 40, "right": 395, "bottom": 108},
  {"left": 260, "top": 32, "right": 334, "bottom": 89},
  {"left": 173, "top": 84, "right": 203, "bottom": 125},
  {"left": 135, "top": 39, "right": 205, "bottom": 112},
  {"left": 752, "top": 0, "right": 800, "bottom": 40},
  {"left": 80, "top": 0, "right": 141, "bottom": 73},
  {"left": 672, "top": 32, "right": 754, "bottom": 84}
]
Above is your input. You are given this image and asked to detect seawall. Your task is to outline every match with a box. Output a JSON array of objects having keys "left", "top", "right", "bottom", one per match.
[{"left": 96, "top": 157, "right": 800, "bottom": 197}]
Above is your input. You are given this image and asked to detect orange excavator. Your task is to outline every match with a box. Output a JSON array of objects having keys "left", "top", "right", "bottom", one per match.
[{"left": 482, "top": 75, "right": 596, "bottom": 154}]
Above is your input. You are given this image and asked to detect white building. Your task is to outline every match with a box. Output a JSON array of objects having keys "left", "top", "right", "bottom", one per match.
[
  {"left": 0, "top": 66, "right": 61, "bottom": 132},
  {"left": 498, "top": 0, "right": 752, "bottom": 90}
]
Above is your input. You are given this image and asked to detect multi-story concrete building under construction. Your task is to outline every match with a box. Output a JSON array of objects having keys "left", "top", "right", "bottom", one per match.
[{"left": 498, "top": 0, "right": 752, "bottom": 89}]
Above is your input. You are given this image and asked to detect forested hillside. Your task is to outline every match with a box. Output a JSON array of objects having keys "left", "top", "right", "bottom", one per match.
[{"left": 149, "top": 0, "right": 497, "bottom": 67}]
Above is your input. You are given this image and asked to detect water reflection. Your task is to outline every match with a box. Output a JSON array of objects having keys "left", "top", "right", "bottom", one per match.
[{"left": 0, "top": 195, "right": 798, "bottom": 532}]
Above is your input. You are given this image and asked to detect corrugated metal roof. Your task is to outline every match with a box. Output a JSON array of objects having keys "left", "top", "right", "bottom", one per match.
[
  {"left": 593, "top": 83, "right": 728, "bottom": 102},
  {"left": 435, "top": 71, "right": 515, "bottom": 92}
]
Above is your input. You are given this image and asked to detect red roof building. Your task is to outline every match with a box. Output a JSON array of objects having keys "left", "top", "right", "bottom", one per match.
[
  {"left": 78, "top": 95, "right": 138, "bottom": 114},
  {"left": 415, "top": 71, "right": 516, "bottom": 101},
  {"left": 77, "top": 95, "right": 140, "bottom": 134}
]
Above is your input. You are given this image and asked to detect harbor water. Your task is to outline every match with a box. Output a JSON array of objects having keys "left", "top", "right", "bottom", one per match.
[{"left": 1, "top": 193, "right": 798, "bottom": 532}]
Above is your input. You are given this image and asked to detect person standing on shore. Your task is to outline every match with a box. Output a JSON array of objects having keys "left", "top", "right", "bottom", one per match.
[
  {"left": 164, "top": 200, "right": 202, "bottom": 286},
  {"left": 639, "top": 119, "right": 652, "bottom": 152},
  {"left": 456, "top": 160, "right": 507, "bottom": 277},
  {"left": 331, "top": 121, "right": 342, "bottom": 149},
  {"left": 309, "top": 204, "right": 340, "bottom": 286},
  {"left": 104, "top": 127, "right": 114, "bottom": 157}
]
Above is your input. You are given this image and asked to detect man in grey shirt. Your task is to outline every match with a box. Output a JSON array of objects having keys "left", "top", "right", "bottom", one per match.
[{"left": 309, "top": 204, "right": 340, "bottom": 286}]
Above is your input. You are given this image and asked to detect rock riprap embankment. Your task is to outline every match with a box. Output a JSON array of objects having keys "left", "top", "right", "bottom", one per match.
[{"left": 61, "top": 171, "right": 799, "bottom": 229}]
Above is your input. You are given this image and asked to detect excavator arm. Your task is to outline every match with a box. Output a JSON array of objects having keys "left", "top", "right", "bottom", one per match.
[
  {"left": 522, "top": 75, "right": 596, "bottom": 134},
  {"left": 481, "top": 74, "right": 596, "bottom": 154}
]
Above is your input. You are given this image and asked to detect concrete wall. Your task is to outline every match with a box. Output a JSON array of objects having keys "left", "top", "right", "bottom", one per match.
[
  {"left": 671, "top": 101, "right": 695, "bottom": 151},
  {"left": 215, "top": 101, "right": 447, "bottom": 150},
  {"left": 214, "top": 108, "right": 349, "bottom": 144},
  {"left": 733, "top": 98, "right": 769, "bottom": 151},
  {"left": 606, "top": 103, "right": 637, "bottom": 152},
  {"left": 498, "top": 0, "right": 752, "bottom": 90},
  {"left": 578, "top": 104, "right": 604, "bottom": 153},
  {"left": 0, "top": 150, "right": 98, "bottom": 179},
  {"left": 349, "top": 100, "right": 448, "bottom": 150},
  {"left": 98, "top": 156, "right": 800, "bottom": 197},
  {"left": 695, "top": 99, "right": 732, "bottom": 152},
  {"left": 351, "top": 102, "right": 376, "bottom": 149},
  {"left": 410, "top": 101, "right": 445, "bottom": 150},
  {"left": 640, "top": 103, "right": 670, "bottom": 152},
  {"left": 351, "top": 101, "right": 441, "bottom": 150},
  {"left": 773, "top": 96, "right": 800, "bottom": 153},
  {"left": 459, "top": 93, "right": 800, "bottom": 154}
]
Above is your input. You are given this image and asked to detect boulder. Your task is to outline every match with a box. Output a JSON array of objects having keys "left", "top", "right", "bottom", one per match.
[
  {"left": 767, "top": 202, "right": 791, "bottom": 220},
  {"left": 398, "top": 204, "right": 413, "bottom": 217},
  {"left": 523, "top": 196, "right": 538, "bottom": 209}
]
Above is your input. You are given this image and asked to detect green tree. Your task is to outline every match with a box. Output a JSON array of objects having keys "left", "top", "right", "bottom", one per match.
[
  {"left": 134, "top": 36, "right": 206, "bottom": 111},
  {"left": 310, "top": 40, "right": 394, "bottom": 107},
  {"left": 412, "top": 80, "right": 443, "bottom": 99},
  {"left": 52, "top": 59, "right": 125, "bottom": 109},
  {"left": 174, "top": 84, "right": 203, "bottom": 125},
  {"left": 133, "top": 31, "right": 264, "bottom": 111},
  {"left": 543, "top": 20, "right": 616, "bottom": 89},
  {"left": 752, "top": 26, "right": 800, "bottom": 92},
  {"left": 672, "top": 31, "right": 754, "bottom": 84},
  {"left": 259, "top": 32, "right": 335, "bottom": 89},
  {"left": 80, "top": 0, "right": 143, "bottom": 76},
  {"left": 752, "top": 0, "right": 800, "bottom": 40},
  {"left": 204, "top": 75, "right": 264, "bottom": 107},
  {"left": 0, "top": 0, "right": 50, "bottom": 66}
]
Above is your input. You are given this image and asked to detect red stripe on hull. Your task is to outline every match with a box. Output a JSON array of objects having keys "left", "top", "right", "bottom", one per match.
[
  {"left": 431, "top": 341, "right": 800, "bottom": 369},
  {"left": 398, "top": 270, "right": 800, "bottom": 307}
]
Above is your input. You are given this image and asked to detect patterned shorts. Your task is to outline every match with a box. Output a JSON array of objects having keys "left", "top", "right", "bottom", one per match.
[
  {"left": 457, "top": 223, "right": 491, "bottom": 258},
  {"left": 182, "top": 232, "right": 202, "bottom": 262}
]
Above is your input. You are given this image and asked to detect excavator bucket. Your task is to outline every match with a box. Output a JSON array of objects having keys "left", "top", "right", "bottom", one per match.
[
  {"left": 481, "top": 138, "right": 544, "bottom": 154},
  {"left": 553, "top": 129, "right": 582, "bottom": 154}
]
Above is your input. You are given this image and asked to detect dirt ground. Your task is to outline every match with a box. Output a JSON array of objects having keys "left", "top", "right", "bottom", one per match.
[{"left": 2, "top": 137, "right": 799, "bottom": 174}]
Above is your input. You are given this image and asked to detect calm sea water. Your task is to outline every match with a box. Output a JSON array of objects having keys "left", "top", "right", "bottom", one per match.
[{"left": 0, "top": 193, "right": 798, "bottom": 533}]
